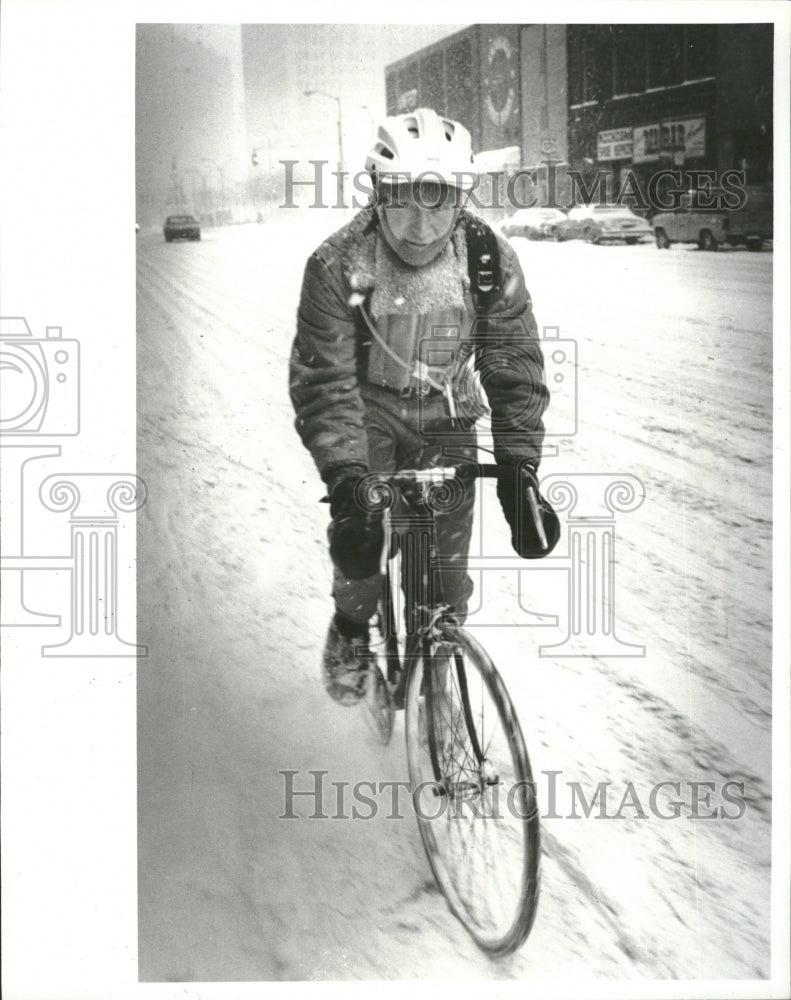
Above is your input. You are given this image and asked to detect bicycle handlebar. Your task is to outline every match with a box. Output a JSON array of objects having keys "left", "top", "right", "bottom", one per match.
[
  {"left": 364, "top": 463, "right": 516, "bottom": 487},
  {"left": 365, "top": 463, "right": 548, "bottom": 551}
]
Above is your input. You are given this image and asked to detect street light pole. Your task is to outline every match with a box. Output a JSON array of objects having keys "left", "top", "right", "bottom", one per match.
[
  {"left": 184, "top": 166, "right": 208, "bottom": 215},
  {"left": 304, "top": 89, "right": 344, "bottom": 202}
]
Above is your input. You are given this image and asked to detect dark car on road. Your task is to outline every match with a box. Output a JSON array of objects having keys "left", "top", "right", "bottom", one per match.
[{"left": 164, "top": 214, "right": 201, "bottom": 242}]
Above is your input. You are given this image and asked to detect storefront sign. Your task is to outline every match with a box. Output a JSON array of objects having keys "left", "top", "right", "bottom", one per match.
[
  {"left": 597, "top": 128, "right": 633, "bottom": 161},
  {"left": 633, "top": 117, "right": 706, "bottom": 163}
]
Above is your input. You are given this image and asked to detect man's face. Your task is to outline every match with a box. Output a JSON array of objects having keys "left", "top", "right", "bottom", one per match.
[{"left": 379, "top": 181, "right": 463, "bottom": 247}]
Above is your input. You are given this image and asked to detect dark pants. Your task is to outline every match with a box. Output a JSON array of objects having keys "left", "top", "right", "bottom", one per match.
[{"left": 332, "top": 398, "right": 476, "bottom": 627}]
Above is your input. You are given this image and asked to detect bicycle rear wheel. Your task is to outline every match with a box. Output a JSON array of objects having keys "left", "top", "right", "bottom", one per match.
[{"left": 404, "top": 625, "right": 540, "bottom": 955}]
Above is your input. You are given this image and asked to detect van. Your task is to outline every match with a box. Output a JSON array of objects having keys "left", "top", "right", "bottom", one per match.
[{"left": 652, "top": 186, "right": 772, "bottom": 252}]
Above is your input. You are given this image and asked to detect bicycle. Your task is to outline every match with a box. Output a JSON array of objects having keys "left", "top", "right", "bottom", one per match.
[{"left": 356, "top": 462, "right": 543, "bottom": 957}]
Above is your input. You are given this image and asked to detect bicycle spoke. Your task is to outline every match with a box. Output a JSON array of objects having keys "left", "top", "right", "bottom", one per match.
[{"left": 406, "top": 628, "right": 540, "bottom": 954}]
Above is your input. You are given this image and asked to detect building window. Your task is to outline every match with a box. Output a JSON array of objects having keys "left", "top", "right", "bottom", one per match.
[
  {"left": 613, "top": 26, "right": 645, "bottom": 95},
  {"left": 685, "top": 25, "right": 716, "bottom": 80},
  {"left": 646, "top": 26, "right": 684, "bottom": 88},
  {"left": 605, "top": 24, "right": 715, "bottom": 99},
  {"left": 734, "top": 127, "right": 772, "bottom": 183},
  {"left": 569, "top": 29, "right": 599, "bottom": 104},
  {"left": 420, "top": 50, "right": 445, "bottom": 115}
]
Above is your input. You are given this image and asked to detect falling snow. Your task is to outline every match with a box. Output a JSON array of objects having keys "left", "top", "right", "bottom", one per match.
[{"left": 136, "top": 211, "right": 772, "bottom": 981}]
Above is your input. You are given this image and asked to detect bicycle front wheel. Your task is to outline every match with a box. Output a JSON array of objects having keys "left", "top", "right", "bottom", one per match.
[{"left": 404, "top": 625, "right": 540, "bottom": 956}]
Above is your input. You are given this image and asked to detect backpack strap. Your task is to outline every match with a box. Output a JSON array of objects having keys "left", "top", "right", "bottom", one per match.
[{"left": 464, "top": 214, "right": 501, "bottom": 303}]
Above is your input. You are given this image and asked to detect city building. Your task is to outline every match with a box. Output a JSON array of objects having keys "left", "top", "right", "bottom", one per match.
[
  {"left": 385, "top": 24, "right": 568, "bottom": 173},
  {"left": 566, "top": 24, "right": 773, "bottom": 196},
  {"left": 385, "top": 22, "right": 774, "bottom": 212},
  {"left": 136, "top": 24, "right": 248, "bottom": 225}
]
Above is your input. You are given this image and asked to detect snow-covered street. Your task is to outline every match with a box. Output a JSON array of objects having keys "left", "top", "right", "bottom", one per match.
[{"left": 135, "top": 212, "right": 773, "bottom": 982}]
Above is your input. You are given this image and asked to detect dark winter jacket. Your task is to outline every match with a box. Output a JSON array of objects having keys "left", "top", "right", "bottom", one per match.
[{"left": 289, "top": 206, "right": 550, "bottom": 484}]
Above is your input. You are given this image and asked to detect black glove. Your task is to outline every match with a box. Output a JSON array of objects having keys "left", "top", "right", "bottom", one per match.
[
  {"left": 496, "top": 462, "right": 560, "bottom": 558},
  {"left": 327, "top": 470, "right": 385, "bottom": 580}
]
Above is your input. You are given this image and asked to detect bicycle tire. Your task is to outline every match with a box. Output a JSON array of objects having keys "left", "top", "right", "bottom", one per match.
[{"left": 404, "top": 625, "right": 540, "bottom": 956}]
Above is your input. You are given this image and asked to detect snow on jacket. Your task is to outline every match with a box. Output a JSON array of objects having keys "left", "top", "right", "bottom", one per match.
[{"left": 289, "top": 206, "right": 550, "bottom": 484}]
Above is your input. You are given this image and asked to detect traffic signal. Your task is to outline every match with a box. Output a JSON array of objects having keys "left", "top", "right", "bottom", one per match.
[{"left": 251, "top": 149, "right": 259, "bottom": 167}]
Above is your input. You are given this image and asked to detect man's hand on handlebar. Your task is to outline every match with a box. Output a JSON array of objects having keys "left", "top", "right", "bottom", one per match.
[
  {"left": 324, "top": 460, "right": 559, "bottom": 572},
  {"left": 496, "top": 461, "right": 560, "bottom": 559}
]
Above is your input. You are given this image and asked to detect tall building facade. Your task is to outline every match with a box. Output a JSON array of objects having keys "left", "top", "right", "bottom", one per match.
[
  {"left": 385, "top": 25, "right": 568, "bottom": 166},
  {"left": 566, "top": 24, "right": 773, "bottom": 193},
  {"left": 136, "top": 24, "right": 248, "bottom": 225},
  {"left": 385, "top": 22, "right": 773, "bottom": 210}
]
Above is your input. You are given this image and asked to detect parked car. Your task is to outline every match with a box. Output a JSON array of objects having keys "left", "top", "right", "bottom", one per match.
[
  {"left": 652, "top": 187, "right": 772, "bottom": 251},
  {"left": 501, "top": 207, "right": 567, "bottom": 240},
  {"left": 554, "top": 204, "right": 653, "bottom": 244},
  {"left": 163, "top": 214, "right": 201, "bottom": 242}
]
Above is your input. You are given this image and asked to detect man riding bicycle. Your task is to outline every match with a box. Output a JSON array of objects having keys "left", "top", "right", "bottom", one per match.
[{"left": 289, "top": 108, "right": 559, "bottom": 705}]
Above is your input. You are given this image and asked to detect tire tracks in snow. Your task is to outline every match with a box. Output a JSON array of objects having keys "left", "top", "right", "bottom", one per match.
[{"left": 136, "top": 224, "right": 773, "bottom": 980}]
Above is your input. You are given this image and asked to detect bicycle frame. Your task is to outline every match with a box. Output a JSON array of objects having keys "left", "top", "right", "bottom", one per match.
[
  {"left": 376, "top": 469, "right": 495, "bottom": 777},
  {"left": 378, "top": 479, "right": 457, "bottom": 707},
  {"left": 368, "top": 459, "right": 546, "bottom": 718}
]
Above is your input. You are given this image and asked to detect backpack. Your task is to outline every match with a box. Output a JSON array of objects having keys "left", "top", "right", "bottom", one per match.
[{"left": 463, "top": 214, "right": 501, "bottom": 302}]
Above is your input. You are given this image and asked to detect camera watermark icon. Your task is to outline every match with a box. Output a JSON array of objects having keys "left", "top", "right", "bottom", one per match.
[
  {"left": 0, "top": 317, "right": 80, "bottom": 435},
  {"left": 416, "top": 323, "right": 578, "bottom": 457},
  {"left": 373, "top": 320, "right": 643, "bottom": 654},
  {"left": 0, "top": 315, "right": 147, "bottom": 657}
]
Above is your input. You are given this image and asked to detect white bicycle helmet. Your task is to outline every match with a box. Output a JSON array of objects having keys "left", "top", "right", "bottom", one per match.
[{"left": 365, "top": 108, "right": 477, "bottom": 190}]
